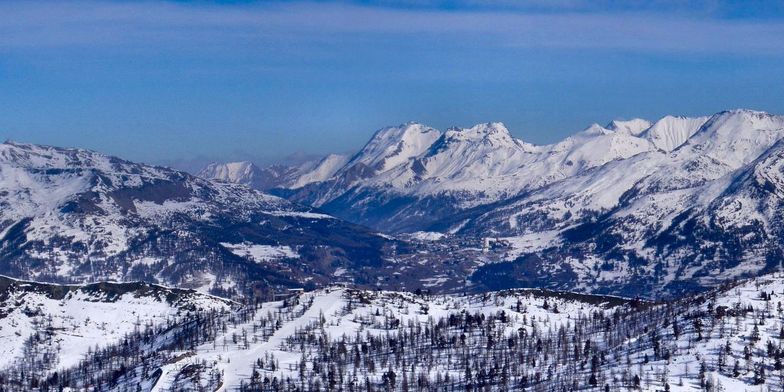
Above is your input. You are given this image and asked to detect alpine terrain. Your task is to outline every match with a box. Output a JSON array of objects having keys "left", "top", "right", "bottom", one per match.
[
  {"left": 204, "top": 109, "right": 784, "bottom": 298},
  {"left": 4, "top": 110, "right": 784, "bottom": 392},
  {"left": 0, "top": 141, "right": 399, "bottom": 298}
]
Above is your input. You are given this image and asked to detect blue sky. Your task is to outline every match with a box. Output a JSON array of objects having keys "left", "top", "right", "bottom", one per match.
[{"left": 1, "top": 0, "right": 784, "bottom": 169}]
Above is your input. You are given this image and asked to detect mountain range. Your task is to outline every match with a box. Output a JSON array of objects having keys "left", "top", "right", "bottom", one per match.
[
  {"left": 0, "top": 109, "right": 782, "bottom": 299},
  {"left": 202, "top": 109, "right": 784, "bottom": 297},
  {"left": 0, "top": 141, "right": 401, "bottom": 297},
  {"left": 4, "top": 109, "right": 784, "bottom": 391},
  {"left": 198, "top": 154, "right": 349, "bottom": 191}
]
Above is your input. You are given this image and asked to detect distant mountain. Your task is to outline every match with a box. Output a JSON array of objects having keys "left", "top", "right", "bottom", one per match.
[
  {"left": 0, "top": 141, "right": 393, "bottom": 296},
  {"left": 198, "top": 160, "right": 260, "bottom": 186},
  {"left": 283, "top": 118, "right": 662, "bottom": 232},
  {"left": 16, "top": 109, "right": 784, "bottom": 299},
  {"left": 198, "top": 109, "right": 784, "bottom": 297},
  {"left": 198, "top": 154, "right": 349, "bottom": 191}
]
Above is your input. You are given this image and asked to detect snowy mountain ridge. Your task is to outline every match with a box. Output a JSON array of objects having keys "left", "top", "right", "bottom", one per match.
[
  {"left": 0, "top": 141, "right": 397, "bottom": 295},
  {"left": 463, "top": 109, "right": 784, "bottom": 297},
  {"left": 196, "top": 109, "right": 784, "bottom": 297},
  {"left": 267, "top": 109, "right": 778, "bottom": 234},
  {"left": 198, "top": 153, "right": 349, "bottom": 191}
]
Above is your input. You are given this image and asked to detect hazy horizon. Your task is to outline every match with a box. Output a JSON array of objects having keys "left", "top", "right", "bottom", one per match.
[{"left": 2, "top": 0, "right": 784, "bottom": 167}]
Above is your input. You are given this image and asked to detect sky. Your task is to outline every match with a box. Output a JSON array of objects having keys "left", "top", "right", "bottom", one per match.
[{"left": 1, "top": 0, "right": 784, "bottom": 170}]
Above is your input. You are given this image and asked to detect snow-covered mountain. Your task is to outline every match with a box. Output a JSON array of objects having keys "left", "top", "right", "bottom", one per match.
[
  {"left": 281, "top": 115, "right": 707, "bottom": 232},
  {"left": 7, "top": 109, "right": 784, "bottom": 299},
  {"left": 201, "top": 117, "right": 680, "bottom": 233},
  {"left": 198, "top": 154, "right": 349, "bottom": 191},
  {"left": 0, "top": 141, "right": 394, "bottom": 296},
  {"left": 212, "top": 109, "right": 784, "bottom": 297},
  {"left": 198, "top": 160, "right": 259, "bottom": 186},
  {"left": 459, "top": 109, "right": 784, "bottom": 296}
]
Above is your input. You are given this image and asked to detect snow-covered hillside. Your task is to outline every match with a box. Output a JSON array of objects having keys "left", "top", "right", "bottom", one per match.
[
  {"left": 0, "top": 275, "right": 233, "bottom": 376},
  {"left": 198, "top": 153, "right": 349, "bottom": 191},
  {"left": 0, "top": 141, "right": 395, "bottom": 296},
  {"left": 191, "top": 109, "right": 784, "bottom": 297},
  {"left": 0, "top": 279, "right": 633, "bottom": 391},
  {"left": 288, "top": 154, "right": 350, "bottom": 189},
  {"left": 8, "top": 272, "right": 784, "bottom": 391}
]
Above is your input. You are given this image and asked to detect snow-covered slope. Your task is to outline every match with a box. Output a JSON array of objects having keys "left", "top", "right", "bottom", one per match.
[
  {"left": 641, "top": 115, "right": 709, "bottom": 152},
  {"left": 0, "top": 141, "right": 394, "bottom": 295},
  {"left": 464, "top": 109, "right": 784, "bottom": 297},
  {"left": 0, "top": 275, "right": 233, "bottom": 374},
  {"left": 288, "top": 153, "right": 350, "bottom": 188},
  {"left": 11, "top": 272, "right": 784, "bottom": 392},
  {"left": 287, "top": 118, "right": 659, "bottom": 231},
  {"left": 198, "top": 154, "right": 350, "bottom": 191},
  {"left": 5, "top": 283, "right": 631, "bottom": 391}
]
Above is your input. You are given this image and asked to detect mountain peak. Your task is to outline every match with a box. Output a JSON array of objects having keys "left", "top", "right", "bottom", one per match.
[
  {"left": 703, "top": 108, "right": 781, "bottom": 129},
  {"left": 347, "top": 122, "right": 441, "bottom": 173},
  {"left": 442, "top": 122, "right": 516, "bottom": 144},
  {"left": 682, "top": 109, "right": 784, "bottom": 167},
  {"left": 720, "top": 108, "right": 774, "bottom": 116},
  {"left": 605, "top": 118, "right": 652, "bottom": 135},
  {"left": 697, "top": 109, "right": 783, "bottom": 136},
  {"left": 578, "top": 123, "right": 614, "bottom": 137},
  {"left": 199, "top": 161, "right": 260, "bottom": 184},
  {"left": 641, "top": 114, "right": 709, "bottom": 152}
]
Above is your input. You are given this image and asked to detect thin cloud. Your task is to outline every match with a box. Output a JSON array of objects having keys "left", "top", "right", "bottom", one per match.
[{"left": 1, "top": 1, "right": 783, "bottom": 55}]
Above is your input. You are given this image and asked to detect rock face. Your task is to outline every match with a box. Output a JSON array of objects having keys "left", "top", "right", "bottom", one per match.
[{"left": 0, "top": 141, "right": 394, "bottom": 296}]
